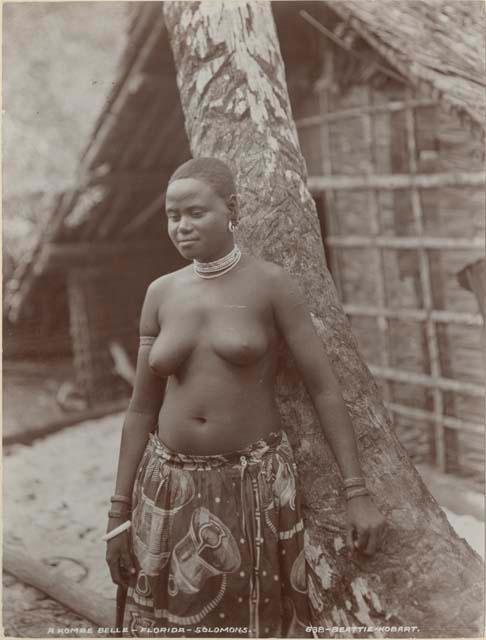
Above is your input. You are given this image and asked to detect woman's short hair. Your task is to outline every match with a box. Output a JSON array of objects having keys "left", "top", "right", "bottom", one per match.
[{"left": 168, "top": 157, "right": 236, "bottom": 202}]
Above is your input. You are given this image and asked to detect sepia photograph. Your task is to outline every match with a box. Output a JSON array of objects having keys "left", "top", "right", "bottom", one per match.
[{"left": 3, "top": 1, "right": 485, "bottom": 638}]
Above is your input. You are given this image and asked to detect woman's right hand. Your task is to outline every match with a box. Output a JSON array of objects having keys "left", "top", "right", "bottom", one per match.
[{"left": 105, "top": 517, "right": 137, "bottom": 587}]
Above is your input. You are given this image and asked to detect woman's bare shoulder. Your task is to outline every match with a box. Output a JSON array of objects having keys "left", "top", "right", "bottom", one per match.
[
  {"left": 247, "top": 257, "right": 295, "bottom": 290},
  {"left": 239, "top": 256, "right": 296, "bottom": 302},
  {"left": 140, "top": 266, "right": 192, "bottom": 334},
  {"left": 247, "top": 258, "right": 307, "bottom": 315},
  {"left": 145, "top": 265, "right": 192, "bottom": 299},
  {"left": 244, "top": 255, "right": 286, "bottom": 279}
]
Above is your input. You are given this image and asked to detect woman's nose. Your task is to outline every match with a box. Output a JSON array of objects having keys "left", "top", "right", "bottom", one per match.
[{"left": 178, "top": 216, "right": 193, "bottom": 232}]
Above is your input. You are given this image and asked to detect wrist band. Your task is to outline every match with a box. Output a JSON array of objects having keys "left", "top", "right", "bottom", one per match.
[
  {"left": 345, "top": 484, "right": 369, "bottom": 495},
  {"left": 110, "top": 495, "right": 131, "bottom": 505},
  {"left": 108, "top": 509, "right": 130, "bottom": 519},
  {"left": 343, "top": 476, "right": 366, "bottom": 488},
  {"left": 102, "top": 520, "right": 131, "bottom": 542},
  {"left": 345, "top": 487, "right": 370, "bottom": 500}
]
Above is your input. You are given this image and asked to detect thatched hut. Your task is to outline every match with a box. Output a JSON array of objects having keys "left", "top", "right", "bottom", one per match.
[
  {"left": 5, "top": 3, "right": 188, "bottom": 404},
  {"left": 275, "top": 0, "right": 485, "bottom": 486},
  {"left": 5, "top": 1, "right": 485, "bottom": 486}
]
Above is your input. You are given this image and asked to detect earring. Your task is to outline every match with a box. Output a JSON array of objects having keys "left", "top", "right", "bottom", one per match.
[{"left": 229, "top": 220, "right": 237, "bottom": 233}]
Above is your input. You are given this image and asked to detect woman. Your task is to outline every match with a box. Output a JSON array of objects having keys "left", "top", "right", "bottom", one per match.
[{"left": 104, "top": 157, "right": 385, "bottom": 638}]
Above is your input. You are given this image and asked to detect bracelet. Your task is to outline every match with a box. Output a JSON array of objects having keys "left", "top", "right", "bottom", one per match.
[
  {"left": 345, "top": 483, "right": 368, "bottom": 494},
  {"left": 345, "top": 487, "right": 370, "bottom": 500},
  {"left": 108, "top": 509, "right": 131, "bottom": 519},
  {"left": 343, "top": 476, "right": 364, "bottom": 487},
  {"left": 110, "top": 495, "right": 131, "bottom": 505},
  {"left": 343, "top": 476, "right": 366, "bottom": 488},
  {"left": 102, "top": 520, "right": 131, "bottom": 542}
]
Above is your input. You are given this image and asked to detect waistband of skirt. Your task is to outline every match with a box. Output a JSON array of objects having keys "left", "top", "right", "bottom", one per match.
[{"left": 147, "top": 429, "right": 288, "bottom": 467}]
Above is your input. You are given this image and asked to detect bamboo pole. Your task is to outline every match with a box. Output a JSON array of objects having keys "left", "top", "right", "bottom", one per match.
[
  {"left": 342, "top": 304, "right": 483, "bottom": 326},
  {"left": 327, "top": 235, "right": 484, "bottom": 250},
  {"left": 385, "top": 402, "right": 484, "bottom": 436},
  {"left": 295, "top": 98, "right": 437, "bottom": 128},
  {"left": 3, "top": 543, "right": 116, "bottom": 629},
  {"left": 369, "top": 364, "right": 484, "bottom": 397},
  {"left": 308, "top": 170, "right": 485, "bottom": 191},
  {"left": 363, "top": 85, "right": 391, "bottom": 402},
  {"left": 405, "top": 94, "right": 446, "bottom": 470},
  {"left": 317, "top": 69, "right": 345, "bottom": 299}
]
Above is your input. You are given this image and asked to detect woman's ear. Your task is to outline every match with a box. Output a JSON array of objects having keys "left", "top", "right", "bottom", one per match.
[
  {"left": 226, "top": 193, "right": 238, "bottom": 214},
  {"left": 227, "top": 193, "right": 239, "bottom": 220}
]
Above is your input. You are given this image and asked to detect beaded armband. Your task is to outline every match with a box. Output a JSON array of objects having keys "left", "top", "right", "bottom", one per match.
[{"left": 139, "top": 335, "right": 156, "bottom": 347}]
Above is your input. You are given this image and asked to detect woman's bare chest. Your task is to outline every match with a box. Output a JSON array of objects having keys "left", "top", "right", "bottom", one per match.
[{"left": 149, "top": 292, "right": 277, "bottom": 375}]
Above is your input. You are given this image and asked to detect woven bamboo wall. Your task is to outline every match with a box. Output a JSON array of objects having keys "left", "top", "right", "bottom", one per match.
[{"left": 291, "top": 41, "right": 485, "bottom": 487}]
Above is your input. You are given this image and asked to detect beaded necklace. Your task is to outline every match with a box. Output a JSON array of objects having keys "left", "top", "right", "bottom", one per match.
[{"left": 193, "top": 245, "right": 242, "bottom": 279}]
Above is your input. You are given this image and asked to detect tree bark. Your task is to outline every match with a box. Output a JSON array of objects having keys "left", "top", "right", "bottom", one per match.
[{"left": 163, "top": 2, "right": 484, "bottom": 637}]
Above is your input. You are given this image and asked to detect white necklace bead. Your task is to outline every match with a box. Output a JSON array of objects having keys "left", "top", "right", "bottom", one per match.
[
  {"left": 193, "top": 246, "right": 242, "bottom": 279},
  {"left": 194, "top": 245, "right": 240, "bottom": 272}
]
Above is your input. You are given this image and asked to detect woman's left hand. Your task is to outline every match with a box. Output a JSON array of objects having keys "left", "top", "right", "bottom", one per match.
[{"left": 346, "top": 495, "right": 386, "bottom": 556}]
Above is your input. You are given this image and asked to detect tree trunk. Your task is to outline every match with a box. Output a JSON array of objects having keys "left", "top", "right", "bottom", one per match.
[
  {"left": 163, "top": 2, "right": 484, "bottom": 637},
  {"left": 4, "top": 543, "right": 115, "bottom": 629}
]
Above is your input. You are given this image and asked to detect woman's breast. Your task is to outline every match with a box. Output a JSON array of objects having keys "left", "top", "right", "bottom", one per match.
[
  {"left": 148, "top": 320, "right": 273, "bottom": 376},
  {"left": 148, "top": 335, "right": 195, "bottom": 377},
  {"left": 208, "top": 323, "right": 270, "bottom": 366}
]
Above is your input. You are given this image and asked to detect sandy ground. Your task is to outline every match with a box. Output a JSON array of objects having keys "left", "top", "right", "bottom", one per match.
[
  {"left": 4, "top": 414, "right": 123, "bottom": 596},
  {"left": 3, "top": 362, "right": 76, "bottom": 440},
  {"left": 3, "top": 413, "right": 484, "bottom": 637},
  {"left": 3, "top": 413, "right": 123, "bottom": 638},
  {"left": 2, "top": 572, "right": 94, "bottom": 638},
  {"left": 441, "top": 508, "right": 484, "bottom": 559}
]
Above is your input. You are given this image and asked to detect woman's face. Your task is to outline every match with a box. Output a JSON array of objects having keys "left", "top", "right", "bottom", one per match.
[{"left": 165, "top": 177, "right": 235, "bottom": 262}]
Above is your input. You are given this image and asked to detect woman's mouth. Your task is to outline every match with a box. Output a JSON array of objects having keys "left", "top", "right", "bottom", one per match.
[{"left": 178, "top": 239, "right": 198, "bottom": 246}]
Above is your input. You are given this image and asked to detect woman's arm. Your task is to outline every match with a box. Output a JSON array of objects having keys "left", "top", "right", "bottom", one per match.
[
  {"left": 269, "top": 265, "right": 385, "bottom": 554},
  {"left": 110, "top": 358, "right": 165, "bottom": 503},
  {"left": 106, "top": 281, "right": 166, "bottom": 586},
  {"left": 111, "top": 280, "right": 166, "bottom": 504},
  {"left": 269, "top": 266, "right": 361, "bottom": 476}
]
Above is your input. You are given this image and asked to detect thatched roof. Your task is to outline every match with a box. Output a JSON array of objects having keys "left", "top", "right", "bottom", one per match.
[
  {"left": 325, "top": 0, "right": 485, "bottom": 134},
  {"left": 6, "top": 0, "right": 485, "bottom": 323},
  {"left": 6, "top": 2, "right": 189, "bottom": 322}
]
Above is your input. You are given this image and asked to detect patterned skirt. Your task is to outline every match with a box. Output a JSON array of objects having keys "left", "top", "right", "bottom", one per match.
[{"left": 122, "top": 430, "right": 314, "bottom": 638}]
